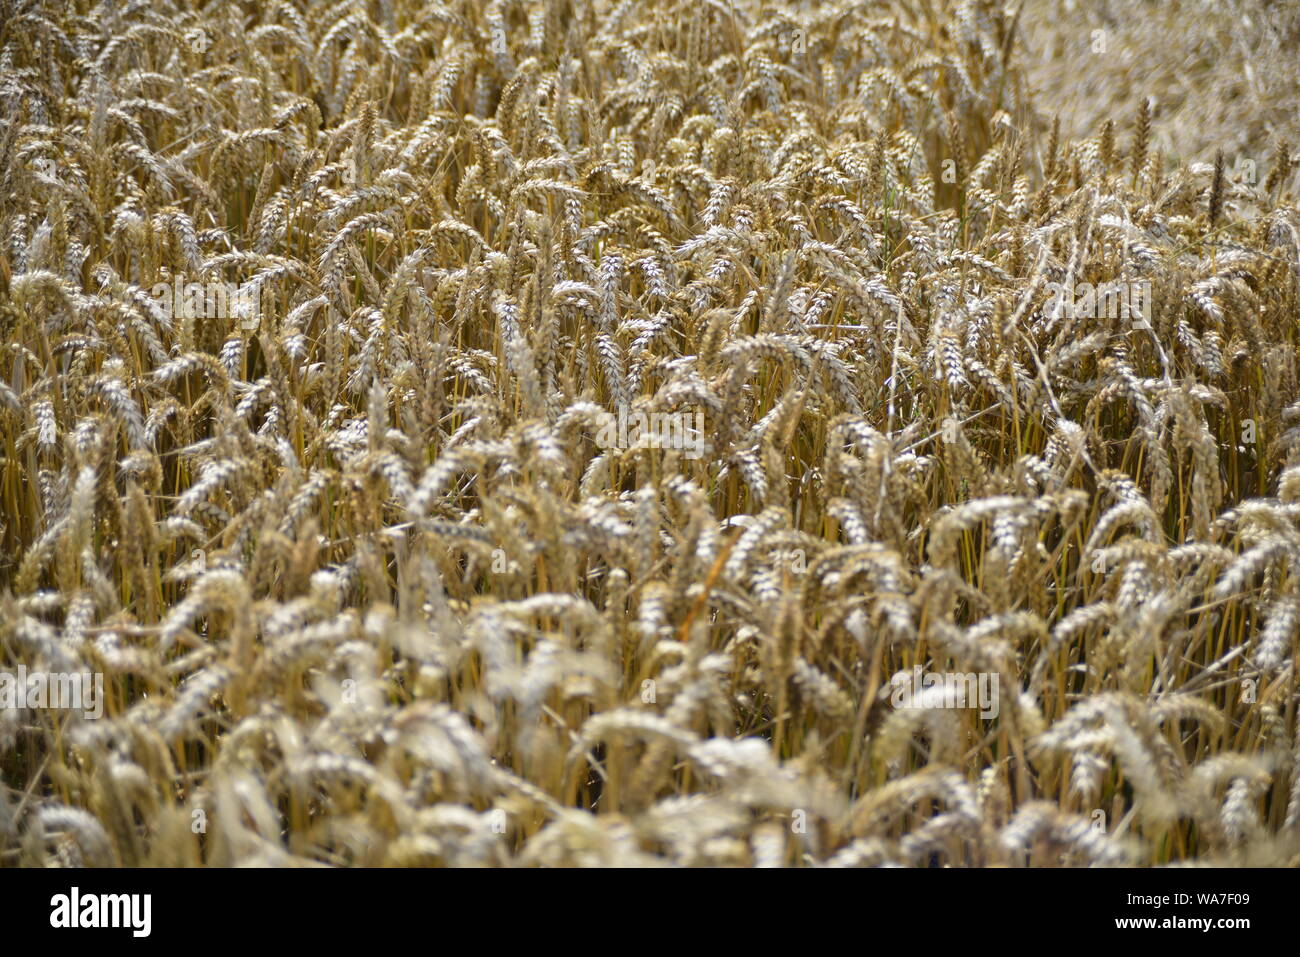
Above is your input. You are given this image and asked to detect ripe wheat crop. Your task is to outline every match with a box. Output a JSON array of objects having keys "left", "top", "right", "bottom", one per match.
[{"left": 2, "top": 0, "right": 1299, "bottom": 868}]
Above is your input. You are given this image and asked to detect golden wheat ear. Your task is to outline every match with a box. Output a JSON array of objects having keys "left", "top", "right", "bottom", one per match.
[{"left": 2, "top": 0, "right": 1298, "bottom": 870}]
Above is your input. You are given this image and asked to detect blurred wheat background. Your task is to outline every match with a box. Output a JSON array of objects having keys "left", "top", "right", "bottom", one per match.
[{"left": 2, "top": 0, "right": 1299, "bottom": 867}]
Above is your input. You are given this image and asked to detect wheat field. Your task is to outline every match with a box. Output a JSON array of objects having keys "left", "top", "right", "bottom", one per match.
[{"left": 1, "top": 0, "right": 1299, "bottom": 868}]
